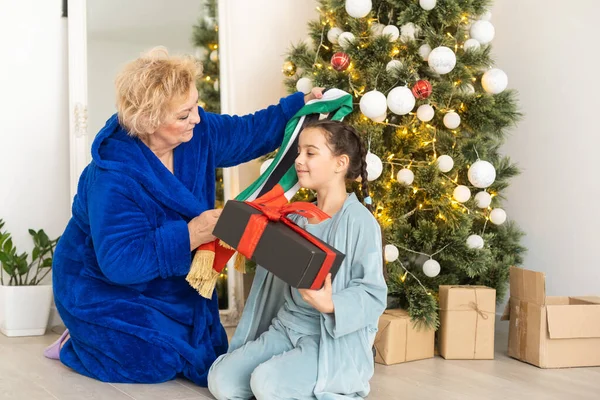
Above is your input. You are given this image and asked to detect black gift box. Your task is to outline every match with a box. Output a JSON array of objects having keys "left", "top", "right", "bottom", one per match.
[{"left": 213, "top": 200, "right": 345, "bottom": 289}]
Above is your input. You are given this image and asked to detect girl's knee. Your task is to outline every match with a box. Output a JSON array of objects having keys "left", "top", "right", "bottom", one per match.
[
  {"left": 208, "top": 354, "right": 249, "bottom": 400},
  {"left": 249, "top": 363, "right": 278, "bottom": 400}
]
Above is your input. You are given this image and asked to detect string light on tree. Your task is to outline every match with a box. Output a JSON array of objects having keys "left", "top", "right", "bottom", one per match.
[
  {"left": 366, "top": 152, "right": 383, "bottom": 181},
  {"left": 327, "top": 27, "right": 343, "bottom": 44},
  {"left": 282, "top": 61, "right": 297, "bottom": 76},
  {"left": 436, "top": 155, "right": 454, "bottom": 172},
  {"left": 490, "top": 208, "right": 507, "bottom": 225},
  {"left": 470, "top": 20, "right": 495, "bottom": 44},
  {"left": 453, "top": 185, "right": 471, "bottom": 203},
  {"left": 296, "top": 77, "right": 313, "bottom": 94},
  {"left": 467, "top": 234, "right": 485, "bottom": 249},
  {"left": 416, "top": 104, "right": 435, "bottom": 122},
  {"left": 412, "top": 80, "right": 433, "bottom": 99},
  {"left": 443, "top": 111, "right": 461, "bottom": 129},
  {"left": 475, "top": 191, "right": 492, "bottom": 208},
  {"left": 345, "top": 0, "right": 372, "bottom": 18},
  {"left": 384, "top": 244, "right": 400, "bottom": 262},
  {"left": 428, "top": 46, "right": 457, "bottom": 74},
  {"left": 419, "top": 0, "right": 437, "bottom": 11},
  {"left": 338, "top": 32, "right": 355, "bottom": 49},
  {"left": 423, "top": 259, "right": 441, "bottom": 277},
  {"left": 331, "top": 52, "right": 351, "bottom": 71},
  {"left": 468, "top": 160, "right": 496, "bottom": 188},
  {"left": 360, "top": 90, "right": 388, "bottom": 119},
  {"left": 382, "top": 25, "right": 400, "bottom": 42},
  {"left": 397, "top": 168, "right": 415, "bottom": 185},
  {"left": 387, "top": 86, "right": 416, "bottom": 115},
  {"left": 482, "top": 68, "right": 508, "bottom": 94}
]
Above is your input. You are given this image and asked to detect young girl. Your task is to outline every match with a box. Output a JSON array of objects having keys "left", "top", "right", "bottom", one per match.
[{"left": 208, "top": 120, "right": 387, "bottom": 399}]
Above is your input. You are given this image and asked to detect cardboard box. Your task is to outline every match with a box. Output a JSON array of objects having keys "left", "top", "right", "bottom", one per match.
[
  {"left": 502, "top": 266, "right": 600, "bottom": 368},
  {"left": 374, "top": 309, "right": 435, "bottom": 365},
  {"left": 213, "top": 200, "right": 345, "bottom": 289},
  {"left": 438, "top": 285, "right": 496, "bottom": 359}
]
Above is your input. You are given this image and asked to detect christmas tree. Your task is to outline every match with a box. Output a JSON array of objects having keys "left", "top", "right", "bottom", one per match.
[
  {"left": 281, "top": 0, "right": 525, "bottom": 327},
  {"left": 192, "top": 0, "right": 228, "bottom": 309}
]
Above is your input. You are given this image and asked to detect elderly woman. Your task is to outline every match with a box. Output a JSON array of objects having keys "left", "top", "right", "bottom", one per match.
[{"left": 45, "top": 48, "right": 322, "bottom": 386}]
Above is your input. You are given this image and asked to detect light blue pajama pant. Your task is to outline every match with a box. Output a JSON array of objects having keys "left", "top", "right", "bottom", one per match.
[{"left": 208, "top": 319, "right": 319, "bottom": 400}]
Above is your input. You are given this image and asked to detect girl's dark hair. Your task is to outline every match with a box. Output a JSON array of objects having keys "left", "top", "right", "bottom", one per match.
[{"left": 305, "top": 120, "right": 372, "bottom": 212}]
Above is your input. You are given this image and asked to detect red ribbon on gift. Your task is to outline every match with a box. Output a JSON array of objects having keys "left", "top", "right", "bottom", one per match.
[{"left": 237, "top": 186, "right": 336, "bottom": 290}]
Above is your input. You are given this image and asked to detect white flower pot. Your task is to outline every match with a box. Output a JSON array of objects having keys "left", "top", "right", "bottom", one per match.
[{"left": 0, "top": 284, "right": 53, "bottom": 337}]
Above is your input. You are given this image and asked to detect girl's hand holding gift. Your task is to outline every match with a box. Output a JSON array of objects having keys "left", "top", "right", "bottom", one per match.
[{"left": 298, "top": 274, "right": 335, "bottom": 314}]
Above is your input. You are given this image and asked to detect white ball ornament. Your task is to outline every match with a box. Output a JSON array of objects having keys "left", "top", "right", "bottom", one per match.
[
  {"left": 327, "top": 27, "right": 343, "bottom": 44},
  {"left": 372, "top": 113, "right": 387, "bottom": 123},
  {"left": 436, "top": 155, "right": 454, "bottom": 173},
  {"left": 482, "top": 68, "right": 508, "bottom": 94},
  {"left": 453, "top": 185, "right": 471, "bottom": 203},
  {"left": 419, "top": 0, "right": 437, "bottom": 11},
  {"left": 460, "top": 84, "right": 476, "bottom": 95},
  {"left": 481, "top": 11, "right": 493, "bottom": 21},
  {"left": 194, "top": 47, "right": 208, "bottom": 60},
  {"left": 387, "top": 86, "right": 416, "bottom": 115},
  {"left": 428, "top": 46, "right": 456, "bottom": 74},
  {"left": 338, "top": 32, "right": 356, "bottom": 49},
  {"left": 475, "top": 191, "right": 492, "bottom": 208},
  {"left": 467, "top": 234, "right": 485, "bottom": 249},
  {"left": 296, "top": 77, "right": 313, "bottom": 94},
  {"left": 396, "top": 168, "right": 415, "bottom": 185},
  {"left": 382, "top": 25, "right": 400, "bottom": 41},
  {"left": 260, "top": 158, "right": 274, "bottom": 175},
  {"left": 386, "top": 59, "right": 403, "bottom": 73},
  {"left": 370, "top": 23, "right": 385, "bottom": 36},
  {"left": 384, "top": 244, "right": 400, "bottom": 262},
  {"left": 416, "top": 104, "right": 435, "bottom": 122},
  {"left": 490, "top": 208, "right": 507, "bottom": 225},
  {"left": 303, "top": 37, "right": 314, "bottom": 50},
  {"left": 423, "top": 259, "right": 441, "bottom": 277},
  {"left": 470, "top": 20, "right": 495, "bottom": 44},
  {"left": 366, "top": 152, "right": 384, "bottom": 181},
  {"left": 463, "top": 38, "right": 481, "bottom": 52},
  {"left": 210, "top": 50, "right": 219, "bottom": 62},
  {"left": 419, "top": 43, "right": 432, "bottom": 61},
  {"left": 443, "top": 112, "right": 461, "bottom": 129},
  {"left": 400, "top": 23, "right": 420, "bottom": 42},
  {"left": 345, "top": 0, "right": 372, "bottom": 18},
  {"left": 360, "top": 90, "right": 388, "bottom": 119},
  {"left": 468, "top": 160, "right": 496, "bottom": 188}
]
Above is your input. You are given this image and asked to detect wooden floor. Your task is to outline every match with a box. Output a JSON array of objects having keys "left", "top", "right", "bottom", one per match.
[{"left": 1, "top": 318, "right": 598, "bottom": 399}]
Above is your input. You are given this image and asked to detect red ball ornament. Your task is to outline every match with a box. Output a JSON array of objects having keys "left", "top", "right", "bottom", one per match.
[
  {"left": 411, "top": 80, "right": 433, "bottom": 99},
  {"left": 331, "top": 52, "right": 351, "bottom": 71}
]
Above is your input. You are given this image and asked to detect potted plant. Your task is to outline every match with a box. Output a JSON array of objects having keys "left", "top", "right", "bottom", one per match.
[{"left": 0, "top": 219, "right": 60, "bottom": 337}]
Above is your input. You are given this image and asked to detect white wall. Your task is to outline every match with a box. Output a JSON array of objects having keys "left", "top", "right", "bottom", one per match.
[
  {"left": 492, "top": 0, "right": 600, "bottom": 303},
  {"left": 220, "top": 0, "right": 317, "bottom": 189},
  {"left": 0, "top": 0, "right": 70, "bottom": 265}
]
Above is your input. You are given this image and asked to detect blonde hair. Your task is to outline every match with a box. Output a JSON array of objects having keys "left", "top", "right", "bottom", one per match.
[{"left": 115, "top": 46, "right": 203, "bottom": 136}]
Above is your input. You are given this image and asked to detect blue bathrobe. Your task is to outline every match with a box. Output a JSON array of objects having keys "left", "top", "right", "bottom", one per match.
[
  {"left": 208, "top": 194, "right": 388, "bottom": 399},
  {"left": 52, "top": 92, "right": 305, "bottom": 386}
]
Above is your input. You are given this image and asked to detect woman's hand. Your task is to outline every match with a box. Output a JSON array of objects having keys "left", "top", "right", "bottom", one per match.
[
  {"left": 298, "top": 274, "right": 335, "bottom": 314},
  {"left": 304, "top": 87, "right": 325, "bottom": 103},
  {"left": 188, "top": 209, "right": 223, "bottom": 250}
]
